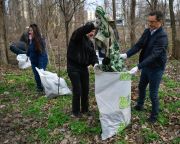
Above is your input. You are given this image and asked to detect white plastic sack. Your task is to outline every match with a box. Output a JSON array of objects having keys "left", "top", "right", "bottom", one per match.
[
  {"left": 16, "top": 54, "right": 31, "bottom": 69},
  {"left": 35, "top": 67, "right": 71, "bottom": 98},
  {"left": 95, "top": 72, "right": 131, "bottom": 140}
]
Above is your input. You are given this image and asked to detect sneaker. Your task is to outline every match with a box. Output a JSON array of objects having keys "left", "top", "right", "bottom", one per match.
[
  {"left": 134, "top": 105, "right": 144, "bottom": 111},
  {"left": 147, "top": 117, "right": 157, "bottom": 123}
]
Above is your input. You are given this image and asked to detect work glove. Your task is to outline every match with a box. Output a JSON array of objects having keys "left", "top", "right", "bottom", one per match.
[
  {"left": 119, "top": 53, "right": 127, "bottom": 60},
  {"left": 129, "top": 66, "right": 138, "bottom": 75},
  {"left": 93, "top": 63, "right": 102, "bottom": 74},
  {"left": 102, "top": 57, "right": 110, "bottom": 65}
]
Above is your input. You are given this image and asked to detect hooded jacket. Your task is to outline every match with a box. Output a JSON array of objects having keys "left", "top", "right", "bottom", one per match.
[{"left": 67, "top": 23, "right": 98, "bottom": 70}]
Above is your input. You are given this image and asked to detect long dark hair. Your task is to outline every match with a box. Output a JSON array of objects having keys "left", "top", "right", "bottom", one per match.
[{"left": 29, "top": 24, "right": 43, "bottom": 53}]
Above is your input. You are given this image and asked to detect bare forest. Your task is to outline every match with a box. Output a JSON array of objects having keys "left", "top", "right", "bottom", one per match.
[
  {"left": 0, "top": 0, "right": 180, "bottom": 143},
  {"left": 0, "top": 0, "right": 180, "bottom": 66}
]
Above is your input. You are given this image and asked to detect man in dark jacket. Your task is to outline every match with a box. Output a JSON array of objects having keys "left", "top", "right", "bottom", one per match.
[
  {"left": 10, "top": 30, "right": 29, "bottom": 55},
  {"left": 120, "top": 11, "right": 168, "bottom": 123},
  {"left": 67, "top": 22, "right": 98, "bottom": 117}
]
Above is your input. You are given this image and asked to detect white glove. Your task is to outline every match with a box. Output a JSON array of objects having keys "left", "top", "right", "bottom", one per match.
[
  {"left": 94, "top": 18, "right": 101, "bottom": 28},
  {"left": 93, "top": 64, "right": 102, "bottom": 74},
  {"left": 119, "top": 53, "right": 127, "bottom": 59},
  {"left": 129, "top": 66, "right": 138, "bottom": 75}
]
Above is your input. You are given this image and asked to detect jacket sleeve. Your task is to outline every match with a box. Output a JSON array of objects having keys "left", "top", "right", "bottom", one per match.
[
  {"left": 38, "top": 39, "right": 48, "bottom": 69},
  {"left": 138, "top": 33, "right": 168, "bottom": 69},
  {"left": 126, "top": 29, "right": 149, "bottom": 58},
  {"left": 71, "top": 23, "right": 95, "bottom": 41},
  {"left": 89, "top": 42, "right": 99, "bottom": 66}
]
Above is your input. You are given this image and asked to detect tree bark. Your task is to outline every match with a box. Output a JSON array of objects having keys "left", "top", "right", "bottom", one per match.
[
  {"left": 112, "top": 0, "right": 116, "bottom": 21},
  {"left": 0, "top": 0, "right": 8, "bottom": 64},
  {"left": 169, "top": 0, "right": 177, "bottom": 59},
  {"left": 65, "top": 22, "right": 69, "bottom": 48},
  {"left": 130, "top": 0, "right": 136, "bottom": 47},
  {"left": 146, "top": 0, "right": 158, "bottom": 11},
  {"left": 58, "top": 0, "right": 85, "bottom": 49}
]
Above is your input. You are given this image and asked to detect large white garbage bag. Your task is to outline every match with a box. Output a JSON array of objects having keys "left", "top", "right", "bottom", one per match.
[
  {"left": 16, "top": 54, "right": 31, "bottom": 69},
  {"left": 95, "top": 72, "right": 131, "bottom": 140},
  {"left": 36, "top": 67, "right": 71, "bottom": 98}
]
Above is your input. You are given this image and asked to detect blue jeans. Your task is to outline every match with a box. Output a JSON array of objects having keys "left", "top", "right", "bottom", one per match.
[
  {"left": 31, "top": 63, "right": 47, "bottom": 90},
  {"left": 137, "top": 67, "right": 165, "bottom": 117}
]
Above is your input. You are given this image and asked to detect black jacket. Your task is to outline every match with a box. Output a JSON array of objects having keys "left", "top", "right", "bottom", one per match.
[
  {"left": 20, "top": 31, "right": 29, "bottom": 45},
  {"left": 126, "top": 27, "right": 168, "bottom": 69},
  {"left": 67, "top": 23, "right": 98, "bottom": 70}
]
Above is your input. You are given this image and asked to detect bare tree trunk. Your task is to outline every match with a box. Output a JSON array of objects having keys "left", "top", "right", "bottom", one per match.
[
  {"left": 65, "top": 22, "right": 69, "bottom": 48},
  {"left": 27, "top": 0, "right": 34, "bottom": 23},
  {"left": 112, "top": 0, "right": 116, "bottom": 21},
  {"left": 0, "top": 0, "right": 8, "bottom": 64},
  {"left": 130, "top": 0, "right": 136, "bottom": 47},
  {"left": 122, "top": 0, "right": 128, "bottom": 48},
  {"left": 169, "top": 0, "right": 177, "bottom": 59},
  {"left": 57, "top": 0, "right": 85, "bottom": 49},
  {"left": 146, "top": 0, "right": 158, "bottom": 11}
]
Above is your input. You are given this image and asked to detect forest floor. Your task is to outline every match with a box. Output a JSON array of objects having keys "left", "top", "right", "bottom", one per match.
[{"left": 0, "top": 57, "right": 180, "bottom": 144}]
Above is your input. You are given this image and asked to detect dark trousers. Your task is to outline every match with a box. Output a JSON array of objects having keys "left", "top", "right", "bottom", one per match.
[
  {"left": 137, "top": 67, "right": 164, "bottom": 118},
  {"left": 31, "top": 63, "right": 47, "bottom": 90},
  {"left": 68, "top": 68, "right": 89, "bottom": 114}
]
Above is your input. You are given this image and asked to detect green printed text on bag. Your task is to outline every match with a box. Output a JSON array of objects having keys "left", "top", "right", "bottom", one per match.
[
  {"left": 119, "top": 96, "right": 130, "bottom": 109},
  {"left": 117, "top": 122, "right": 126, "bottom": 133},
  {"left": 119, "top": 72, "right": 131, "bottom": 81}
]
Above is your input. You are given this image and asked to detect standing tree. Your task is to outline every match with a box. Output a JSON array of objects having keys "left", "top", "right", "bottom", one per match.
[
  {"left": 27, "top": 0, "right": 35, "bottom": 23},
  {"left": 112, "top": 0, "right": 116, "bottom": 21},
  {"left": 146, "top": 0, "right": 158, "bottom": 11},
  {"left": 169, "top": 0, "right": 177, "bottom": 59},
  {"left": 0, "top": 0, "right": 8, "bottom": 64},
  {"left": 56, "top": 0, "right": 85, "bottom": 48},
  {"left": 130, "top": 0, "right": 136, "bottom": 47}
]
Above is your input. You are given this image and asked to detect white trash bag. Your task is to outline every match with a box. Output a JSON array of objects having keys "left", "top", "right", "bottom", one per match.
[
  {"left": 16, "top": 54, "right": 31, "bottom": 69},
  {"left": 95, "top": 72, "right": 131, "bottom": 140},
  {"left": 35, "top": 67, "right": 72, "bottom": 98}
]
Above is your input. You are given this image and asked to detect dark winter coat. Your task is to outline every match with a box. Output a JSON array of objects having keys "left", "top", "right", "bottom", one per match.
[
  {"left": 27, "top": 38, "right": 48, "bottom": 68},
  {"left": 67, "top": 23, "right": 98, "bottom": 70},
  {"left": 20, "top": 31, "right": 29, "bottom": 45},
  {"left": 126, "top": 27, "right": 168, "bottom": 69}
]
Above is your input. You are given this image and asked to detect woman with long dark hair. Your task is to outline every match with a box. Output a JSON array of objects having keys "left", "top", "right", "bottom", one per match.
[{"left": 27, "top": 24, "right": 48, "bottom": 91}]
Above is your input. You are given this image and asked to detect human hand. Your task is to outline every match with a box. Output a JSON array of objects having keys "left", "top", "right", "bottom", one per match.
[
  {"left": 129, "top": 66, "right": 138, "bottom": 75},
  {"left": 29, "top": 34, "right": 32, "bottom": 40},
  {"left": 93, "top": 63, "right": 102, "bottom": 74},
  {"left": 119, "top": 53, "right": 127, "bottom": 59},
  {"left": 102, "top": 57, "right": 110, "bottom": 65}
]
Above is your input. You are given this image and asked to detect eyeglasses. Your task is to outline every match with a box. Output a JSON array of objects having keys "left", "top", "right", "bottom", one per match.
[{"left": 147, "top": 20, "right": 158, "bottom": 24}]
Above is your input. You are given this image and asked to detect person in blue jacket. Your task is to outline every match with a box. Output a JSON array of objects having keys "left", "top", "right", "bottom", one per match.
[
  {"left": 27, "top": 24, "right": 48, "bottom": 91},
  {"left": 120, "top": 11, "right": 168, "bottom": 123},
  {"left": 67, "top": 22, "right": 98, "bottom": 117}
]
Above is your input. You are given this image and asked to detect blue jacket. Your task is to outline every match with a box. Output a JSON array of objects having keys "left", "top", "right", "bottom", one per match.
[
  {"left": 126, "top": 27, "right": 168, "bottom": 69},
  {"left": 27, "top": 39, "right": 48, "bottom": 68}
]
